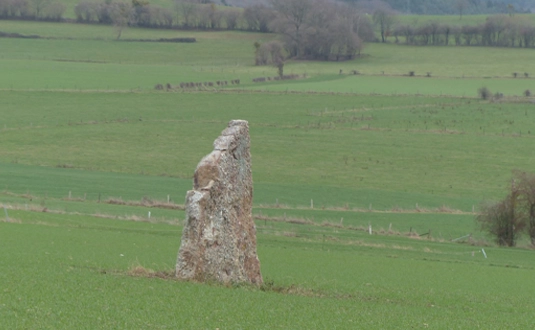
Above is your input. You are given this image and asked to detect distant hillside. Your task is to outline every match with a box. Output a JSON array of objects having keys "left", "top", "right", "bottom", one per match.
[
  {"left": 342, "top": 0, "right": 533, "bottom": 15},
  {"left": 215, "top": 0, "right": 533, "bottom": 14}
]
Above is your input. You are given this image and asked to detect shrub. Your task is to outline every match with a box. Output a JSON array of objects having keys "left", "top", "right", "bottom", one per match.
[
  {"left": 476, "top": 196, "right": 524, "bottom": 247},
  {"left": 478, "top": 86, "right": 491, "bottom": 100},
  {"left": 409, "top": 71, "right": 415, "bottom": 76},
  {"left": 43, "top": 1, "right": 66, "bottom": 21},
  {"left": 524, "top": 89, "right": 531, "bottom": 97},
  {"left": 74, "top": 0, "right": 96, "bottom": 22}
]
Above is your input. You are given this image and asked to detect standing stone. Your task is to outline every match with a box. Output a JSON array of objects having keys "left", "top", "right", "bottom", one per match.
[{"left": 176, "top": 120, "right": 262, "bottom": 285}]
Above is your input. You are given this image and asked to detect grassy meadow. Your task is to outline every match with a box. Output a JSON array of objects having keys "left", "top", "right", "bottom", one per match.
[{"left": 2, "top": 18, "right": 535, "bottom": 328}]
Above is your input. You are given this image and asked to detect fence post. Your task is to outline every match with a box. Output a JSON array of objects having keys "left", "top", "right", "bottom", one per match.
[{"left": 4, "top": 206, "right": 9, "bottom": 222}]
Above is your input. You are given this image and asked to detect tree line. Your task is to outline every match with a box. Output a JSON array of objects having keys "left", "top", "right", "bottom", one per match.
[
  {"left": 0, "top": 0, "right": 66, "bottom": 21},
  {"left": 390, "top": 15, "right": 535, "bottom": 48},
  {"left": 72, "top": 0, "right": 376, "bottom": 61},
  {"left": 0, "top": 0, "right": 376, "bottom": 61}
]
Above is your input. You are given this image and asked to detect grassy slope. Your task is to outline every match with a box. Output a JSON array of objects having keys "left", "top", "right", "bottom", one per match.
[
  {"left": 4, "top": 90, "right": 534, "bottom": 210},
  {"left": 2, "top": 212, "right": 535, "bottom": 328},
  {"left": 396, "top": 13, "right": 535, "bottom": 27},
  {"left": 2, "top": 20, "right": 535, "bottom": 94},
  {"left": 2, "top": 20, "right": 535, "bottom": 328}
]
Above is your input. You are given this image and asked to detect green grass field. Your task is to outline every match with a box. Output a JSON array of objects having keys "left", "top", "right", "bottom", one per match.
[
  {"left": 2, "top": 211, "right": 535, "bottom": 328},
  {"left": 1, "top": 19, "right": 535, "bottom": 328}
]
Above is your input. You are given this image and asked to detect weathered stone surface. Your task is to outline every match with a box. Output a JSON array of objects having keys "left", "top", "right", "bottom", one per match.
[{"left": 176, "top": 120, "right": 263, "bottom": 285}]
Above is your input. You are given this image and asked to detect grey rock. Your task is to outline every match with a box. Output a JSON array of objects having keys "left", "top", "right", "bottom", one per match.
[{"left": 176, "top": 120, "right": 262, "bottom": 285}]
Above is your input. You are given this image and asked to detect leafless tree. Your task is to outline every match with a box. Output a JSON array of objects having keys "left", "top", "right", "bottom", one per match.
[
  {"left": 174, "top": 0, "right": 197, "bottom": 28},
  {"left": 74, "top": 0, "right": 96, "bottom": 21},
  {"left": 461, "top": 25, "right": 478, "bottom": 45},
  {"left": 455, "top": 0, "right": 468, "bottom": 20},
  {"left": 513, "top": 171, "right": 535, "bottom": 245},
  {"left": 372, "top": 5, "right": 396, "bottom": 43},
  {"left": 222, "top": 9, "right": 240, "bottom": 30},
  {"left": 477, "top": 172, "right": 535, "bottom": 246},
  {"left": 109, "top": 1, "right": 134, "bottom": 40},
  {"left": 519, "top": 24, "right": 535, "bottom": 48},
  {"left": 270, "top": 0, "right": 312, "bottom": 57},
  {"left": 243, "top": 4, "right": 274, "bottom": 32},
  {"left": 477, "top": 184, "right": 524, "bottom": 247},
  {"left": 9, "top": 0, "right": 32, "bottom": 18},
  {"left": 451, "top": 26, "right": 462, "bottom": 45},
  {"left": 267, "top": 0, "right": 365, "bottom": 61},
  {"left": 96, "top": 2, "right": 112, "bottom": 23},
  {"left": 196, "top": 5, "right": 210, "bottom": 28},
  {"left": 42, "top": 0, "right": 64, "bottom": 20},
  {"left": 255, "top": 40, "right": 284, "bottom": 65},
  {"left": 395, "top": 24, "right": 413, "bottom": 44},
  {"left": 30, "top": 0, "right": 50, "bottom": 18}
]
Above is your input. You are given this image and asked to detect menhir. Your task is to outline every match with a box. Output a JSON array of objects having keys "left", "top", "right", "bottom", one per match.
[{"left": 176, "top": 120, "right": 262, "bottom": 285}]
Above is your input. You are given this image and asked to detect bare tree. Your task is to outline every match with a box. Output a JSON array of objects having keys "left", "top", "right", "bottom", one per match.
[
  {"left": 395, "top": 24, "right": 414, "bottom": 44},
  {"left": 42, "top": 0, "right": 64, "bottom": 20},
  {"left": 207, "top": 4, "right": 222, "bottom": 29},
  {"left": 477, "top": 187, "right": 524, "bottom": 247},
  {"left": 222, "top": 9, "right": 240, "bottom": 30},
  {"left": 109, "top": 1, "right": 134, "bottom": 40},
  {"left": 507, "top": 4, "right": 515, "bottom": 17},
  {"left": 513, "top": 171, "right": 535, "bottom": 245},
  {"left": 74, "top": 0, "right": 96, "bottom": 22},
  {"left": 455, "top": 0, "right": 468, "bottom": 20},
  {"left": 519, "top": 24, "right": 535, "bottom": 48},
  {"left": 477, "top": 172, "right": 535, "bottom": 246},
  {"left": 174, "top": 0, "right": 197, "bottom": 28},
  {"left": 243, "top": 4, "right": 274, "bottom": 32},
  {"left": 96, "top": 2, "right": 112, "bottom": 23},
  {"left": 31, "top": 0, "right": 50, "bottom": 18},
  {"left": 372, "top": 6, "right": 396, "bottom": 43},
  {"left": 255, "top": 40, "right": 284, "bottom": 66},
  {"left": 270, "top": 0, "right": 312, "bottom": 57}
]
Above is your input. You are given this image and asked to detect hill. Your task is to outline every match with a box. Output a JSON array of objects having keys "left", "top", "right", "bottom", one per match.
[{"left": 343, "top": 0, "right": 533, "bottom": 15}]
